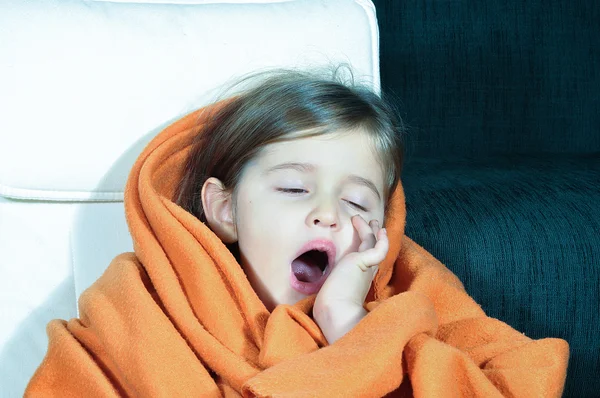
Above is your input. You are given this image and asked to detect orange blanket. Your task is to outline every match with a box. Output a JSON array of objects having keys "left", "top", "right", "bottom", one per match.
[{"left": 26, "top": 104, "right": 569, "bottom": 397}]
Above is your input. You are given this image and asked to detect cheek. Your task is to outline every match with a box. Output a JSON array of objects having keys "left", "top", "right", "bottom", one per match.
[
  {"left": 235, "top": 194, "right": 293, "bottom": 247},
  {"left": 332, "top": 221, "right": 362, "bottom": 262}
]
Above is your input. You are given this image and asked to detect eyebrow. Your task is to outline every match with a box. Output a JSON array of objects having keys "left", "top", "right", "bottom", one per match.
[{"left": 264, "top": 162, "right": 382, "bottom": 200}]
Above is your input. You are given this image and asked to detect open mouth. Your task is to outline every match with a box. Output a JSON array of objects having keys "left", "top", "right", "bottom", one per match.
[
  {"left": 289, "top": 240, "right": 336, "bottom": 295},
  {"left": 291, "top": 249, "right": 329, "bottom": 283}
]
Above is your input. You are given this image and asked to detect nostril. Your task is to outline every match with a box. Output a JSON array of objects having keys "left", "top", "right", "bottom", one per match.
[{"left": 314, "top": 219, "right": 336, "bottom": 226}]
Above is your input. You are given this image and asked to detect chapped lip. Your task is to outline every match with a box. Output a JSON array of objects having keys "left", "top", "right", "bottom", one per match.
[{"left": 293, "top": 239, "right": 337, "bottom": 272}]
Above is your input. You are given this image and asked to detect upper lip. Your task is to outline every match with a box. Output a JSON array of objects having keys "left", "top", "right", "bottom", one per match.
[{"left": 293, "top": 239, "right": 337, "bottom": 271}]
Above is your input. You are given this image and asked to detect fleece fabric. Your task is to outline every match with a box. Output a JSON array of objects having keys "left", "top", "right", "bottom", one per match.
[{"left": 25, "top": 103, "right": 569, "bottom": 397}]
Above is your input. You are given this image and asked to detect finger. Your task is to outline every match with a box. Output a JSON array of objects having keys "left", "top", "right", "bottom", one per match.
[
  {"left": 365, "top": 220, "right": 381, "bottom": 254},
  {"left": 369, "top": 219, "right": 380, "bottom": 237},
  {"left": 352, "top": 215, "right": 376, "bottom": 252},
  {"left": 356, "top": 229, "right": 389, "bottom": 271}
]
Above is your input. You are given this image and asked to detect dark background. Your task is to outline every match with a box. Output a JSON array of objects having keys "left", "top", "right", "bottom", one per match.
[
  {"left": 373, "top": 0, "right": 599, "bottom": 158},
  {"left": 371, "top": 1, "right": 600, "bottom": 396}
]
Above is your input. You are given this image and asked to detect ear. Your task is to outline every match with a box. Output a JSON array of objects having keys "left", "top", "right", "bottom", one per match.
[{"left": 201, "top": 177, "right": 237, "bottom": 243}]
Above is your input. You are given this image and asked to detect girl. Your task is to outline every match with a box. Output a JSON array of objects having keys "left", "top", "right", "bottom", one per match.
[
  {"left": 26, "top": 70, "right": 568, "bottom": 397},
  {"left": 176, "top": 70, "right": 403, "bottom": 343}
]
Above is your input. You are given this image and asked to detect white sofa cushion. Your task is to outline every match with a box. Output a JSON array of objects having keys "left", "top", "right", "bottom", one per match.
[
  {"left": 0, "top": 0, "right": 379, "bottom": 201},
  {"left": 0, "top": 0, "right": 379, "bottom": 395}
]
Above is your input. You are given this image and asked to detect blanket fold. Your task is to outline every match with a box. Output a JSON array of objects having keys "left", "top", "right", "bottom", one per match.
[{"left": 25, "top": 104, "right": 569, "bottom": 397}]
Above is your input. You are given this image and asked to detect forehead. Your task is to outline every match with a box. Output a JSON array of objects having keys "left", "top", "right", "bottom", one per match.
[{"left": 254, "top": 129, "right": 384, "bottom": 183}]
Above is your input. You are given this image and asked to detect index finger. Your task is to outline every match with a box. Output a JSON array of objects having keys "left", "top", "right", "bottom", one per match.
[{"left": 352, "top": 215, "right": 377, "bottom": 252}]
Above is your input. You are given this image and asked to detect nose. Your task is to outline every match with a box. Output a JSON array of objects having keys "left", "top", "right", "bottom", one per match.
[{"left": 307, "top": 199, "right": 339, "bottom": 229}]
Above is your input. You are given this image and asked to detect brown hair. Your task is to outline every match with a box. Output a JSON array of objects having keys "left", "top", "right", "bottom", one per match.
[{"left": 176, "top": 69, "right": 406, "bottom": 223}]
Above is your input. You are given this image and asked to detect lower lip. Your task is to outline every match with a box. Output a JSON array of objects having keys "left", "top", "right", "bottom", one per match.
[{"left": 289, "top": 265, "right": 331, "bottom": 295}]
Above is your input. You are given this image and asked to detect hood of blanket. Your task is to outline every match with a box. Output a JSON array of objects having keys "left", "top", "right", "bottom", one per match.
[{"left": 124, "top": 101, "right": 406, "bottom": 329}]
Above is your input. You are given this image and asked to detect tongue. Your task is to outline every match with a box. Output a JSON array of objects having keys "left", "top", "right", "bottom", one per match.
[{"left": 291, "top": 257, "right": 323, "bottom": 283}]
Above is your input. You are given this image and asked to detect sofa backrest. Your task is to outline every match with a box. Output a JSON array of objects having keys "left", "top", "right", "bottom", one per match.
[
  {"left": 374, "top": 0, "right": 600, "bottom": 158},
  {"left": 0, "top": 0, "right": 380, "bottom": 394}
]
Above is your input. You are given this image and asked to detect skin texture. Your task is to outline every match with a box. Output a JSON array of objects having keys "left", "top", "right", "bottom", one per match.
[{"left": 201, "top": 129, "right": 389, "bottom": 343}]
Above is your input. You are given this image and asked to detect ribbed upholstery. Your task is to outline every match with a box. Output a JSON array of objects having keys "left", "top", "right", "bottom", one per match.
[
  {"left": 402, "top": 155, "right": 599, "bottom": 397},
  {"left": 372, "top": 0, "right": 600, "bottom": 396},
  {"left": 375, "top": 0, "right": 599, "bottom": 158}
]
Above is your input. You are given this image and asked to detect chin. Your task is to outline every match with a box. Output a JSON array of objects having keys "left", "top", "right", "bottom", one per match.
[{"left": 274, "top": 289, "right": 308, "bottom": 308}]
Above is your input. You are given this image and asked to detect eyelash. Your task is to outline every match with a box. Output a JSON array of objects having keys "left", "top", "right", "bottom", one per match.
[
  {"left": 277, "top": 188, "right": 307, "bottom": 194},
  {"left": 277, "top": 188, "right": 368, "bottom": 212}
]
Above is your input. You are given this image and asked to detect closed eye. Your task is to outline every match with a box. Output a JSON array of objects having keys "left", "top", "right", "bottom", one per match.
[
  {"left": 277, "top": 188, "right": 307, "bottom": 194},
  {"left": 345, "top": 200, "right": 368, "bottom": 212}
]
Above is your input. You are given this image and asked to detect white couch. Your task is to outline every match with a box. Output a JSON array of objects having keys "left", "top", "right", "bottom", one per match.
[{"left": 0, "top": 0, "right": 380, "bottom": 395}]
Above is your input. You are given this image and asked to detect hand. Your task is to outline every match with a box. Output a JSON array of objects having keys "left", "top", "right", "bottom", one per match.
[{"left": 313, "top": 215, "right": 389, "bottom": 343}]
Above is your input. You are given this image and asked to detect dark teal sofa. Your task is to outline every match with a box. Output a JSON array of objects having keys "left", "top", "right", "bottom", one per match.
[{"left": 372, "top": 1, "right": 600, "bottom": 396}]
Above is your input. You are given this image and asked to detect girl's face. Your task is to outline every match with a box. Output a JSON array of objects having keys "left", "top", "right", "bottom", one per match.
[{"left": 207, "top": 129, "right": 386, "bottom": 311}]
